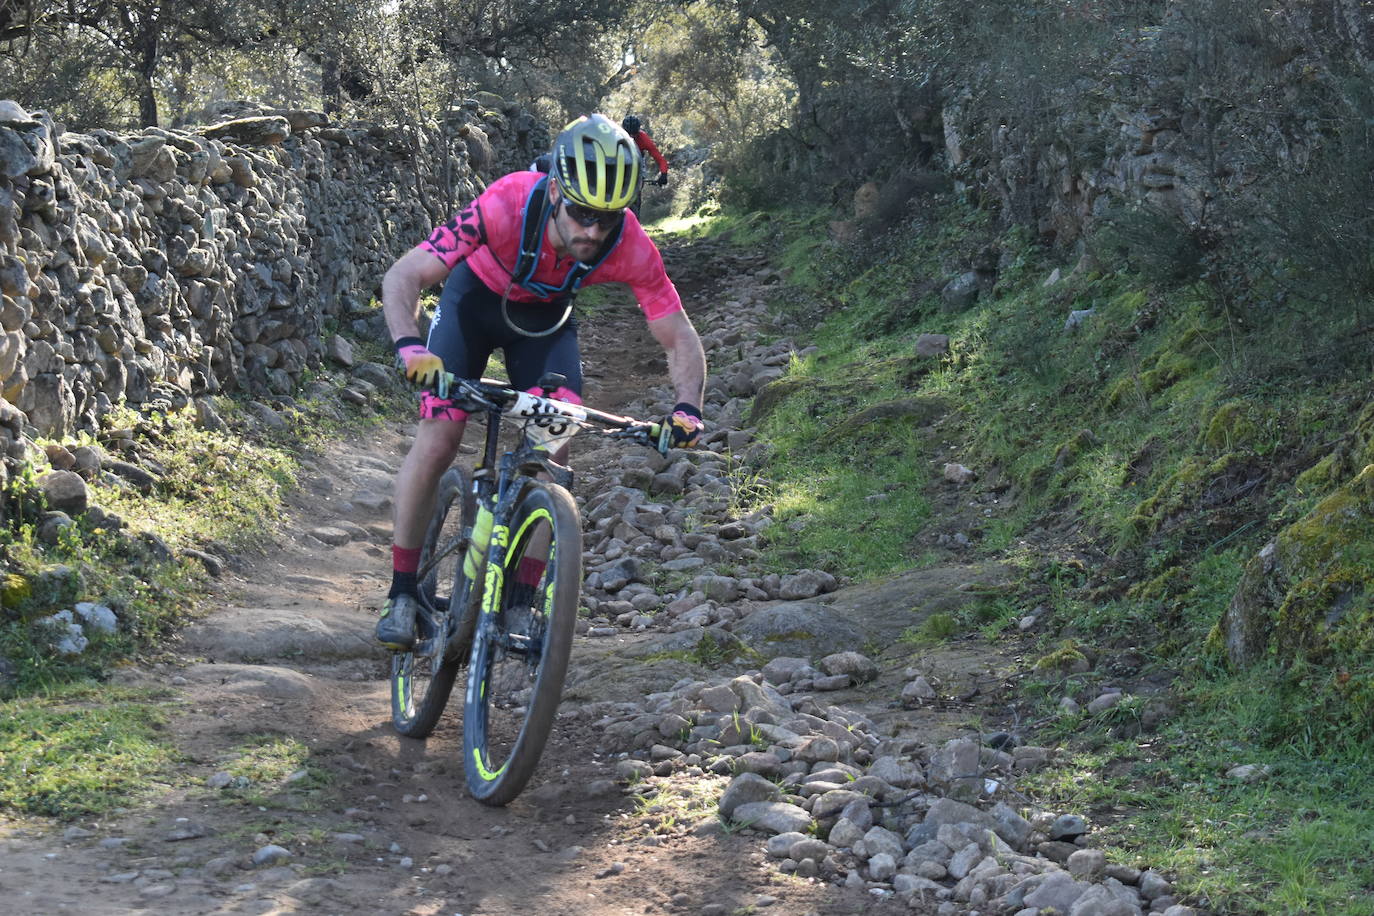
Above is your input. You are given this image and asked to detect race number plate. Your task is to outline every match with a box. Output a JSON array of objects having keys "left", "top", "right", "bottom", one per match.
[{"left": 510, "top": 391, "right": 587, "bottom": 452}]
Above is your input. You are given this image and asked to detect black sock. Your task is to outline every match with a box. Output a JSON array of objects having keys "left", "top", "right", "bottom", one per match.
[{"left": 389, "top": 572, "right": 418, "bottom": 599}]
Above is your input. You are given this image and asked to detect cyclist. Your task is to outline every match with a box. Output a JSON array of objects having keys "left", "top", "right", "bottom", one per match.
[
  {"left": 621, "top": 115, "right": 670, "bottom": 188},
  {"left": 374, "top": 113, "right": 708, "bottom": 650}
]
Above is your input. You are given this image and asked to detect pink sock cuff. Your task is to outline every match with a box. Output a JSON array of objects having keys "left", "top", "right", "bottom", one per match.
[
  {"left": 393, "top": 545, "right": 422, "bottom": 574},
  {"left": 515, "top": 556, "right": 547, "bottom": 586}
]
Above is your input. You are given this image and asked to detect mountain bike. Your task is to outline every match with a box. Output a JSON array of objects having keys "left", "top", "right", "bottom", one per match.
[
  {"left": 389, "top": 373, "right": 669, "bottom": 805},
  {"left": 630, "top": 151, "right": 655, "bottom": 217}
]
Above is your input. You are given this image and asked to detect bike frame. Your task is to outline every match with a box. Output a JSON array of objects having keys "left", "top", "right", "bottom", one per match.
[
  {"left": 415, "top": 377, "right": 663, "bottom": 664},
  {"left": 390, "top": 374, "right": 668, "bottom": 798}
]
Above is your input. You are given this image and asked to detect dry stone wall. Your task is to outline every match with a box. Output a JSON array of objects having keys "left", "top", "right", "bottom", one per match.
[
  {"left": 934, "top": 5, "right": 1353, "bottom": 248},
  {"left": 0, "top": 96, "right": 545, "bottom": 486}
]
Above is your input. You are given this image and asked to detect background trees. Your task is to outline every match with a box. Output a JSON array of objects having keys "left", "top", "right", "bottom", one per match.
[
  {"left": 4, "top": 0, "right": 1373, "bottom": 324},
  {"left": 0, "top": 0, "right": 632, "bottom": 129}
]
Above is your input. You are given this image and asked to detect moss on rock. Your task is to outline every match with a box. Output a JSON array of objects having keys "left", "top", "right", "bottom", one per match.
[
  {"left": 1104, "top": 351, "right": 1197, "bottom": 412},
  {"left": 1294, "top": 453, "right": 1340, "bottom": 495},
  {"left": 1053, "top": 428, "right": 1100, "bottom": 471},
  {"left": 1127, "top": 566, "right": 1186, "bottom": 602},
  {"left": 1, "top": 564, "right": 83, "bottom": 622},
  {"left": 1, "top": 572, "right": 32, "bottom": 618},
  {"left": 748, "top": 376, "right": 811, "bottom": 426},
  {"left": 1220, "top": 463, "right": 1374, "bottom": 737},
  {"left": 1203, "top": 401, "right": 1258, "bottom": 452},
  {"left": 1294, "top": 399, "right": 1374, "bottom": 496},
  {"left": 1125, "top": 453, "right": 1249, "bottom": 544}
]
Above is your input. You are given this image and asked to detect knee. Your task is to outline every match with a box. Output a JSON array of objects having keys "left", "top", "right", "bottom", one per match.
[{"left": 410, "top": 422, "right": 466, "bottom": 468}]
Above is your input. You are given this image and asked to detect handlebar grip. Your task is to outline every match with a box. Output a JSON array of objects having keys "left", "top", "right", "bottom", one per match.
[{"left": 651, "top": 422, "right": 671, "bottom": 456}]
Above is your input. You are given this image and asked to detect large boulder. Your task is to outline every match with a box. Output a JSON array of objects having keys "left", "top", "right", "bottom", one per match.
[
  {"left": 731, "top": 601, "right": 868, "bottom": 659},
  {"left": 1222, "top": 463, "right": 1374, "bottom": 665}
]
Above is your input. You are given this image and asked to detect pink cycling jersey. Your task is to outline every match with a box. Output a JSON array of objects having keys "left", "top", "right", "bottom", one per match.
[{"left": 418, "top": 171, "right": 683, "bottom": 321}]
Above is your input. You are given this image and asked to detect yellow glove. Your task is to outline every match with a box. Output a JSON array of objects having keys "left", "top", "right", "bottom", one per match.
[
  {"left": 666, "top": 403, "right": 704, "bottom": 448},
  {"left": 394, "top": 337, "right": 445, "bottom": 390}
]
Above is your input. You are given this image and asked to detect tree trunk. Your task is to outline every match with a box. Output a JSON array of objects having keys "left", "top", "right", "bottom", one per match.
[
  {"left": 139, "top": 76, "right": 159, "bottom": 127},
  {"left": 322, "top": 51, "right": 341, "bottom": 115},
  {"left": 138, "top": 32, "right": 160, "bottom": 127}
]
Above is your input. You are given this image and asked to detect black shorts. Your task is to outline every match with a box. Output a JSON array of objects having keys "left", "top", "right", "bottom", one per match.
[{"left": 426, "top": 262, "right": 583, "bottom": 396}]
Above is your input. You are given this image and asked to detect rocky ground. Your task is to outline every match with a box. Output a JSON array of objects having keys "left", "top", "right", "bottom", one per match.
[{"left": 0, "top": 234, "right": 1200, "bottom": 916}]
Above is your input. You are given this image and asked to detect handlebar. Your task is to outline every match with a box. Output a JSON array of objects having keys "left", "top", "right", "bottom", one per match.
[{"left": 440, "top": 374, "right": 669, "bottom": 455}]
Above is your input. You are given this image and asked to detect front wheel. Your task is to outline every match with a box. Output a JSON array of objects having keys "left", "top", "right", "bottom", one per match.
[
  {"left": 391, "top": 468, "right": 474, "bottom": 738},
  {"left": 462, "top": 481, "right": 582, "bottom": 805}
]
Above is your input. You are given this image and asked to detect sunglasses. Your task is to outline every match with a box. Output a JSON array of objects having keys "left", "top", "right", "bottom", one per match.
[{"left": 560, "top": 197, "right": 625, "bottom": 230}]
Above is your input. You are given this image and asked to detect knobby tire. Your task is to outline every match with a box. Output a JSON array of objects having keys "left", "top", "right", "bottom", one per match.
[
  {"left": 391, "top": 468, "right": 475, "bottom": 737},
  {"left": 462, "top": 481, "right": 582, "bottom": 805}
]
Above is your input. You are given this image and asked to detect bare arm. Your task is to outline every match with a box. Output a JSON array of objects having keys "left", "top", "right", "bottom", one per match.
[
  {"left": 647, "top": 310, "right": 707, "bottom": 408},
  {"left": 382, "top": 248, "right": 453, "bottom": 344}
]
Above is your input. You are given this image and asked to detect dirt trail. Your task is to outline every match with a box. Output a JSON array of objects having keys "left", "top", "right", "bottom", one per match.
[{"left": 0, "top": 235, "right": 1013, "bottom": 916}]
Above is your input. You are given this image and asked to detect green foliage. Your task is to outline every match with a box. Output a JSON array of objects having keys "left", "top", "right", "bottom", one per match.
[
  {"left": 903, "top": 598, "right": 1020, "bottom": 645},
  {"left": 0, "top": 685, "right": 181, "bottom": 818},
  {"left": 642, "top": 634, "right": 760, "bottom": 669},
  {"left": 1033, "top": 640, "right": 1089, "bottom": 674},
  {"left": 1092, "top": 204, "right": 1207, "bottom": 289},
  {"left": 1216, "top": 465, "right": 1374, "bottom": 743},
  {"left": 964, "top": 596, "right": 1021, "bottom": 638},
  {"left": 90, "top": 406, "right": 297, "bottom": 549},
  {"left": 751, "top": 375, "right": 934, "bottom": 579},
  {"left": 699, "top": 133, "right": 1374, "bottom": 909},
  {"left": 0, "top": 0, "right": 633, "bottom": 130}
]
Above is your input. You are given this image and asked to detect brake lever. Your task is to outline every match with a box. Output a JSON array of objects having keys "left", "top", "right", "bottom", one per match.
[{"left": 448, "top": 376, "right": 499, "bottom": 412}]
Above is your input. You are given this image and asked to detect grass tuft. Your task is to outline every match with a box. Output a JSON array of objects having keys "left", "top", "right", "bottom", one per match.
[{"left": 0, "top": 685, "right": 181, "bottom": 818}]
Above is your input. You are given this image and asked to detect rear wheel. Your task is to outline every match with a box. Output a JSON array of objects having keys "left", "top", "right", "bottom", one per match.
[
  {"left": 629, "top": 153, "right": 647, "bottom": 216},
  {"left": 391, "top": 468, "right": 474, "bottom": 737},
  {"left": 462, "top": 481, "right": 582, "bottom": 805}
]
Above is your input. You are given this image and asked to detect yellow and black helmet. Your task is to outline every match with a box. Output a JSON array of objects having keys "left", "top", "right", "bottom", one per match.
[{"left": 551, "top": 114, "right": 639, "bottom": 211}]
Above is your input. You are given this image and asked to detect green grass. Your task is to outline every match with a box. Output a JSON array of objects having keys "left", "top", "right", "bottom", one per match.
[
  {"left": 1, "top": 357, "right": 408, "bottom": 698},
  {"left": 702, "top": 193, "right": 1374, "bottom": 915},
  {"left": 740, "top": 349, "right": 935, "bottom": 579},
  {"left": 1022, "top": 698, "right": 1374, "bottom": 916},
  {"left": 631, "top": 778, "right": 721, "bottom": 837},
  {"left": 0, "top": 685, "right": 182, "bottom": 818},
  {"left": 0, "top": 536, "right": 204, "bottom": 695},
  {"left": 217, "top": 733, "right": 331, "bottom": 809},
  {"left": 641, "top": 634, "right": 761, "bottom": 669},
  {"left": 224, "top": 734, "right": 317, "bottom": 784},
  {"left": 92, "top": 409, "right": 298, "bottom": 548},
  {"left": 902, "top": 612, "right": 957, "bottom": 645},
  {"left": 0, "top": 338, "right": 401, "bottom": 821}
]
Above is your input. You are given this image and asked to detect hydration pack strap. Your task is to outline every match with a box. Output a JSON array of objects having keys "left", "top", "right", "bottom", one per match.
[{"left": 509, "top": 176, "right": 624, "bottom": 301}]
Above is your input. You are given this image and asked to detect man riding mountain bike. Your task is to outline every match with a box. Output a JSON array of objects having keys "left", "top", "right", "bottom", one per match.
[
  {"left": 374, "top": 113, "right": 708, "bottom": 650},
  {"left": 621, "top": 115, "right": 669, "bottom": 188}
]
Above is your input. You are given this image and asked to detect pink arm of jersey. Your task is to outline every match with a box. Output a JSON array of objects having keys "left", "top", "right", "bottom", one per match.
[
  {"left": 617, "top": 219, "right": 682, "bottom": 320},
  {"left": 635, "top": 133, "right": 669, "bottom": 175},
  {"left": 418, "top": 199, "right": 485, "bottom": 268}
]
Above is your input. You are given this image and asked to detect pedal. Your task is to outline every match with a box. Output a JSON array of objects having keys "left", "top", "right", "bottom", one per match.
[{"left": 411, "top": 635, "right": 440, "bottom": 658}]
